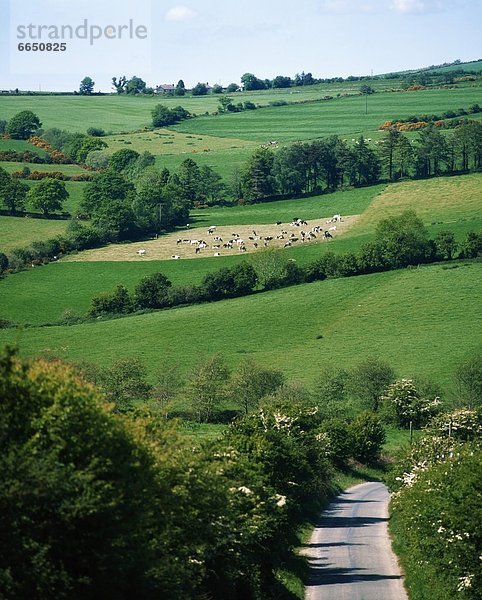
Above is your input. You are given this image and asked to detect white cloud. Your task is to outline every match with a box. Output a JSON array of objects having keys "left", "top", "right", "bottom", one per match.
[{"left": 165, "top": 6, "right": 197, "bottom": 22}]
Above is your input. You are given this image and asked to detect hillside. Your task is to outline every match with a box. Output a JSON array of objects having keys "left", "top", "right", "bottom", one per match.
[{"left": 1, "top": 261, "right": 480, "bottom": 393}]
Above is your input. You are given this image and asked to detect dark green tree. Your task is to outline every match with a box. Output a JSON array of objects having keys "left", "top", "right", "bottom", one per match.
[
  {"left": 175, "top": 79, "right": 186, "bottom": 96},
  {"left": 109, "top": 149, "right": 140, "bottom": 172},
  {"left": 192, "top": 82, "right": 208, "bottom": 96},
  {"left": 26, "top": 178, "right": 69, "bottom": 217},
  {"left": 242, "top": 148, "right": 276, "bottom": 200},
  {"left": 0, "top": 167, "right": 28, "bottom": 214},
  {"left": 79, "top": 76, "right": 95, "bottom": 95},
  {"left": 134, "top": 272, "right": 172, "bottom": 309},
  {"left": 6, "top": 110, "right": 42, "bottom": 139}
]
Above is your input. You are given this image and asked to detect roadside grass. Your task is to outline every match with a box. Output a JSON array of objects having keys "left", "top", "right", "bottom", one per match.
[{"left": 1, "top": 261, "right": 480, "bottom": 394}]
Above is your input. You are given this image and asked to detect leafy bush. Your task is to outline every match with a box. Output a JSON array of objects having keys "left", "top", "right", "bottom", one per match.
[
  {"left": 88, "top": 285, "right": 133, "bottom": 317},
  {"left": 134, "top": 272, "right": 172, "bottom": 309},
  {"left": 349, "top": 411, "right": 385, "bottom": 464},
  {"left": 390, "top": 442, "right": 482, "bottom": 599},
  {"left": 381, "top": 379, "right": 441, "bottom": 428}
]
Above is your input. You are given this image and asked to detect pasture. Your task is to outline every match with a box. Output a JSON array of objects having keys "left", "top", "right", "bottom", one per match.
[
  {"left": 173, "top": 87, "right": 482, "bottom": 142},
  {"left": 0, "top": 215, "right": 68, "bottom": 252},
  {"left": 1, "top": 262, "right": 480, "bottom": 394},
  {"left": 0, "top": 174, "right": 478, "bottom": 325},
  {"left": 0, "top": 161, "right": 90, "bottom": 175}
]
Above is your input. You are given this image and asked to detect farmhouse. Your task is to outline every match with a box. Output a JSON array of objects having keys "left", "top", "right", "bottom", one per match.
[{"left": 155, "top": 84, "right": 176, "bottom": 94}]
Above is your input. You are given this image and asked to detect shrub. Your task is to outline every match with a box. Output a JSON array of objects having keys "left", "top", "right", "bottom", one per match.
[
  {"left": 349, "top": 411, "right": 385, "bottom": 464},
  {"left": 381, "top": 379, "right": 441, "bottom": 428},
  {"left": 86, "top": 127, "right": 105, "bottom": 137},
  {"left": 202, "top": 263, "right": 257, "bottom": 300},
  {"left": 459, "top": 231, "right": 482, "bottom": 258},
  {"left": 134, "top": 272, "right": 172, "bottom": 309},
  {"left": 88, "top": 285, "right": 133, "bottom": 317}
]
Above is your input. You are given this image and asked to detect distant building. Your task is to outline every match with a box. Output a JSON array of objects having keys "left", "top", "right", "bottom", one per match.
[{"left": 155, "top": 84, "right": 176, "bottom": 94}]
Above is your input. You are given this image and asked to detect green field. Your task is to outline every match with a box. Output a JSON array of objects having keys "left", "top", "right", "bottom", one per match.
[
  {"left": 1, "top": 174, "right": 479, "bottom": 325},
  {"left": 0, "top": 138, "right": 47, "bottom": 156},
  {"left": 0, "top": 216, "right": 69, "bottom": 252},
  {"left": 1, "top": 262, "right": 480, "bottom": 394},
  {"left": 173, "top": 87, "right": 482, "bottom": 142},
  {"left": 0, "top": 161, "right": 90, "bottom": 175}
]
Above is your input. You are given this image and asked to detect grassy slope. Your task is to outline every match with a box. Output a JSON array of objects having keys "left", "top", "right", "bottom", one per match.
[
  {"left": 1, "top": 262, "right": 480, "bottom": 393},
  {"left": 0, "top": 79, "right": 406, "bottom": 132},
  {"left": 1, "top": 174, "right": 479, "bottom": 325},
  {"left": 0, "top": 139, "right": 47, "bottom": 156},
  {"left": 172, "top": 86, "right": 482, "bottom": 142},
  {"left": 0, "top": 185, "right": 383, "bottom": 324},
  {"left": 0, "top": 216, "right": 69, "bottom": 251},
  {"left": 0, "top": 161, "right": 89, "bottom": 175}
]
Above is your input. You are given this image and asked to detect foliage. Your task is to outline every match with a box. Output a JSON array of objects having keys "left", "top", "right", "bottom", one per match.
[
  {"left": 134, "top": 272, "right": 172, "bottom": 309},
  {"left": 349, "top": 411, "right": 386, "bottom": 464},
  {"left": 0, "top": 349, "right": 162, "bottom": 599},
  {"left": 390, "top": 438, "right": 482, "bottom": 600},
  {"left": 346, "top": 357, "right": 396, "bottom": 412},
  {"left": 186, "top": 355, "right": 230, "bottom": 423},
  {"left": 26, "top": 177, "right": 69, "bottom": 216},
  {"left": 151, "top": 104, "right": 191, "bottom": 127},
  {"left": 0, "top": 167, "right": 28, "bottom": 214},
  {"left": 374, "top": 209, "right": 433, "bottom": 268},
  {"left": 79, "top": 76, "right": 95, "bottom": 95},
  {"left": 88, "top": 284, "right": 133, "bottom": 318},
  {"left": 459, "top": 230, "right": 482, "bottom": 259},
  {"left": 229, "top": 359, "right": 285, "bottom": 414},
  {"left": 381, "top": 379, "right": 441, "bottom": 428},
  {"left": 201, "top": 262, "right": 258, "bottom": 300},
  {"left": 454, "top": 353, "right": 482, "bottom": 408},
  {"left": 6, "top": 111, "right": 42, "bottom": 140}
]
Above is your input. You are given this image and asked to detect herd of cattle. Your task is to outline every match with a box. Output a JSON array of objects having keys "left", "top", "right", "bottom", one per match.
[{"left": 136, "top": 215, "right": 344, "bottom": 259}]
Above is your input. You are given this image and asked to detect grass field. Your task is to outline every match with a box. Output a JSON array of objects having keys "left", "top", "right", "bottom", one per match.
[
  {"left": 0, "top": 138, "right": 47, "bottom": 156},
  {"left": 1, "top": 174, "right": 479, "bottom": 325},
  {"left": 0, "top": 216, "right": 69, "bottom": 252},
  {"left": 0, "top": 161, "right": 90, "bottom": 175},
  {"left": 1, "top": 262, "right": 480, "bottom": 394},
  {"left": 172, "top": 87, "right": 482, "bottom": 142}
]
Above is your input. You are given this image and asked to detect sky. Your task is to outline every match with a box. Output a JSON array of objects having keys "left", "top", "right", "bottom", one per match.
[{"left": 0, "top": 0, "right": 481, "bottom": 92}]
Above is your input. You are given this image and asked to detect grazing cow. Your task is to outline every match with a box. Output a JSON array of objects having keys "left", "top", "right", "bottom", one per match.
[
  {"left": 208, "top": 225, "right": 216, "bottom": 234},
  {"left": 177, "top": 239, "right": 182, "bottom": 244},
  {"left": 195, "top": 248, "right": 201, "bottom": 254},
  {"left": 324, "top": 231, "right": 333, "bottom": 239},
  {"left": 137, "top": 249, "right": 146, "bottom": 256},
  {"left": 171, "top": 255, "right": 181, "bottom": 259},
  {"left": 284, "top": 241, "right": 292, "bottom": 247},
  {"left": 276, "top": 221, "right": 282, "bottom": 226},
  {"left": 214, "top": 252, "right": 221, "bottom": 257},
  {"left": 328, "top": 226, "right": 337, "bottom": 232}
]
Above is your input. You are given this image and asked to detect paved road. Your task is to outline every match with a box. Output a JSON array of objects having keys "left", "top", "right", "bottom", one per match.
[{"left": 304, "top": 482, "right": 408, "bottom": 600}]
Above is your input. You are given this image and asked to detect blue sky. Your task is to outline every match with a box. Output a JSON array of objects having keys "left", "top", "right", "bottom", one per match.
[{"left": 1, "top": 0, "right": 481, "bottom": 92}]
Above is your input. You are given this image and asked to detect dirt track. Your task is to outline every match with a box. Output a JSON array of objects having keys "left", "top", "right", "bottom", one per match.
[{"left": 65, "top": 215, "right": 359, "bottom": 262}]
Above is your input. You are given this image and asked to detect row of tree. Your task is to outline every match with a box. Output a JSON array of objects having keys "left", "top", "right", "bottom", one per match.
[{"left": 239, "top": 121, "right": 482, "bottom": 201}]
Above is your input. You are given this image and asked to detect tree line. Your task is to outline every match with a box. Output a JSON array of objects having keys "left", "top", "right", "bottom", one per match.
[{"left": 238, "top": 121, "right": 482, "bottom": 201}]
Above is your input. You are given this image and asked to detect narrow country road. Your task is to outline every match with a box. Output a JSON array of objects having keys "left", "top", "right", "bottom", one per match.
[{"left": 304, "top": 481, "right": 408, "bottom": 600}]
